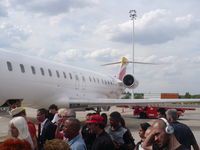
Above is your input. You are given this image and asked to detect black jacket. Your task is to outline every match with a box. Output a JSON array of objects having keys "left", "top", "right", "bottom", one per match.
[
  {"left": 91, "top": 130, "right": 115, "bottom": 150},
  {"left": 38, "top": 119, "right": 56, "bottom": 150}
]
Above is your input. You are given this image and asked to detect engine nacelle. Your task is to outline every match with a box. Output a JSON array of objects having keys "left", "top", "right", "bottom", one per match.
[{"left": 122, "top": 74, "right": 139, "bottom": 89}]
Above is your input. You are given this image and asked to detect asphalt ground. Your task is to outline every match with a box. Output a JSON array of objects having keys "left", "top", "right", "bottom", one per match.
[{"left": 0, "top": 106, "right": 200, "bottom": 144}]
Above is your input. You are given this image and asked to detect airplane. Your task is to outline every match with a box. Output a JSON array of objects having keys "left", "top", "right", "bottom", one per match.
[{"left": 0, "top": 49, "right": 200, "bottom": 112}]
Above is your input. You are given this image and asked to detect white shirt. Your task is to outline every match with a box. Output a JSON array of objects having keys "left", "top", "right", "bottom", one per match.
[
  {"left": 51, "top": 113, "right": 59, "bottom": 125},
  {"left": 40, "top": 118, "right": 48, "bottom": 135}
]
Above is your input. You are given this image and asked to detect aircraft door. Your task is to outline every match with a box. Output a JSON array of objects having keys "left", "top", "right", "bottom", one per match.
[
  {"left": 79, "top": 74, "right": 86, "bottom": 97},
  {"left": 74, "top": 74, "right": 80, "bottom": 94}
]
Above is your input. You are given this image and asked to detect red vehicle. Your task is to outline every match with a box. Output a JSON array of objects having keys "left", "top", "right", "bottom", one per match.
[
  {"left": 132, "top": 106, "right": 195, "bottom": 118},
  {"left": 118, "top": 93, "right": 196, "bottom": 118}
]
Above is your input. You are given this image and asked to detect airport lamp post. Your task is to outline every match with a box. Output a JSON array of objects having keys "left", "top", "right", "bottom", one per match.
[{"left": 129, "top": 10, "right": 137, "bottom": 99}]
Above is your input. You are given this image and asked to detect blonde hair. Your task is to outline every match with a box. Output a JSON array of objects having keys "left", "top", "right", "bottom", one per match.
[
  {"left": 58, "top": 108, "right": 68, "bottom": 117},
  {"left": 44, "top": 139, "right": 71, "bottom": 150}
]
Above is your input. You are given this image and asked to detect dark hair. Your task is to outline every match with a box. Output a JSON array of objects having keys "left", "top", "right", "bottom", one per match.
[
  {"left": 101, "top": 113, "right": 108, "bottom": 125},
  {"left": 110, "top": 111, "right": 122, "bottom": 122},
  {"left": 49, "top": 104, "right": 58, "bottom": 111},
  {"left": 38, "top": 108, "right": 48, "bottom": 118},
  {"left": 67, "top": 118, "right": 81, "bottom": 131},
  {"left": 140, "top": 122, "right": 151, "bottom": 131},
  {"left": 157, "top": 108, "right": 166, "bottom": 115},
  {"left": 86, "top": 113, "right": 93, "bottom": 117},
  {"left": 120, "top": 117, "right": 126, "bottom": 128}
]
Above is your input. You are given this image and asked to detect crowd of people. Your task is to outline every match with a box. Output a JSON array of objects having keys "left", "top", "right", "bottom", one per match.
[{"left": 0, "top": 104, "right": 199, "bottom": 150}]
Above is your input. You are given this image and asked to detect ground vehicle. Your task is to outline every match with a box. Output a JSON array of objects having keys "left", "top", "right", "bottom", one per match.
[
  {"left": 132, "top": 105, "right": 195, "bottom": 118},
  {"left": 118, "top": 93, "right": 196, "bottom": 118}
]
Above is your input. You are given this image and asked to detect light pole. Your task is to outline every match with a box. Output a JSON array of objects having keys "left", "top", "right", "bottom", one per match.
[{"left": 129, "top": 10, "right": 137, "bottom": 99}]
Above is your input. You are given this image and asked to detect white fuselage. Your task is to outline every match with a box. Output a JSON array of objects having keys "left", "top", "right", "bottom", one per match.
[{"left": 0, "top": 50, "right": 124, "bottom": 108}]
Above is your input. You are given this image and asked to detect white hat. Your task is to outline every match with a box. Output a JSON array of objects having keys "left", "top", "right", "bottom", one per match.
[{"left": 10, "top": 107, "right": 26, "bottom": 117}]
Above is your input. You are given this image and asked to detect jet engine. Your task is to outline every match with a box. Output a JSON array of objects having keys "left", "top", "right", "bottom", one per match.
[{"left": 122, "top": 74, "right": 139, "bottom": 89}]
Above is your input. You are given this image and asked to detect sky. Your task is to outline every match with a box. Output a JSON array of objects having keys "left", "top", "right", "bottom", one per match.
[{"left": 0, "top": 0, "right": 200, "bottom": 94}]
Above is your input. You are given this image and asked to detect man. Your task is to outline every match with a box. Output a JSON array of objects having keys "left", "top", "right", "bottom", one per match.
[
  {"left": 48, "top": 104, "right": 58, "bottom": 123},
  {"left": 10, "top": 107, "right": 38, "bottom": 150},
  {"left": 166, "top": 109, "right": 199, "bottom": 150},
  {"left": 55, "top": 108, "right": 76, "bottom": 139},
  {"left": 108, "top": 111, "right": 135, "bottom": 150},
  {"left": 81, "top": 113, "right": 96, "bottom": 150},
  {"left": 37, "top": 108, "right": 56, "bottom": 150},
  {"left": 86, "top": 114, "right": 115, "bottom": 150},
  {"left": 143, "top": 118, "right": 188, "bottom": 150},
  {"left": 63, "top": 118, "right": 86, "bottom": 150},
  {"left": 157, "top": 108, "right": 166, "bottom": 118}
]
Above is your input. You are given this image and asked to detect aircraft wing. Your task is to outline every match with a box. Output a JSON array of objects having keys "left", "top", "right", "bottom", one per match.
[{"left": 68, "top": 98, "right": 200, "bottom": 108}]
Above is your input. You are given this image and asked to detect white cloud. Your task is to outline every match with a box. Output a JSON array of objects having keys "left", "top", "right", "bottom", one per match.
[
  {"left": 96, "top": 9, "right": 200, "bottom": 45},
  {"left": 84, "top": 48, "right": 123, "bottom": 61},
  {"left": 9, "top": 0, "right": 97, "bottom": 16},
  {"left": 0, "top": 1, "right": 8, "bottom": 17},
  {"left": 0, "top": 22, "right": 31, "bottom": 48},
  {"left": 52, "top": 49, "right": 83, "bottom": 62}
]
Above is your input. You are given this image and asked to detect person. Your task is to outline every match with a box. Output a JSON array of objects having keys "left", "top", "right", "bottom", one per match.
[
  {"left": 63, "top": 118, "right": 87, "bottom": 150},
  {"left": 134, "top": 122, "right": 151, "bottom": 150},
  {"left": 44, "top": 139, "right": 71, "bottom": 150},
  {"left": 67, "top": 109, "right": 76, "bottom": 118},
  {"left": 142, "top": 118, "right": 188, "bottom": 150},
  {"left": 86, "top": 114, "right": 115, "bottom": 150},
  {"left": 0, "top": 139, "right": 32, "bottom": 150},
  {"left": 37, "top": 108, "right": 56, "bottom": 150},
  {"left": 120, "top": 117, "right": 135, "bottom": 149},
  {"left": 157, "top": 108, "right": 166, "bottom": 118},
  {"left": 10, "top": 107, "right": 38, "bottom": 150},
  {"left": 101, "top": 113, "right": 108, "bottom": 126},
  {"left": 55, "top": 108, "right": 76, "bottom": 140},
  {"left": 8, "top": 116, "right": 34, "bottom": 149},
  {"left": 81, "top": 113, "right": 96, "bottom": 150},
  {"left": 108, "top": 111, "right": 135, "bottom": 150},
  {"left": 48, "top": 104, "right": 58, "bottom": 123},
  {"left": 166, "top": 109, "right": 199, "bottom": 150}
]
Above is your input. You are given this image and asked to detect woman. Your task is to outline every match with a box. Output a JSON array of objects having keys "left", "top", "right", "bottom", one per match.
[
  {"left": 8, "top": 116, "right": 34, "bottom": 149},
  {"left": 134, "top": 122, "right": 151, "bottom": 150}
]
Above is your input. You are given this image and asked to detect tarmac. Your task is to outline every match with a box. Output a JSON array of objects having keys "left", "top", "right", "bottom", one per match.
[{"left": 0, "top": 106, "right": 200, "bottom": 144}]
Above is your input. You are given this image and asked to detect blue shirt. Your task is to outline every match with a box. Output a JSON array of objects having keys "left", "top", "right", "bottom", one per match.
[{"left": 68, "top": 135, "right": 87, "bottom": 150}]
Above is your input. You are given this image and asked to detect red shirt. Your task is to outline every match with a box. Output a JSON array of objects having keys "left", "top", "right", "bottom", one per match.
[{"left": 27, "top": 120, "right": 36, "bottom": 138}]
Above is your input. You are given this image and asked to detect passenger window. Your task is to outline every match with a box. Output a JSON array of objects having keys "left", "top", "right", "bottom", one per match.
[
  {"left": 40, "top": 68, "right": 45, "bottom": 76},
  {"left": 89, "top": 77, "right": 92, "bottom": 82},
  {"left": 31, "top": 66, "right": 36, "bottom": 74},
  {"left": 93, "top": 77, "right": 96, "bottom": 82},
  {"left": 56, "top": 70, "right": 60, "bottom": 78},
  {"left": 69, "top": 73, "right": 72, "bottom": 79},
  {"left": 63, "top": 72, "right": 67, "bottom": 79},
  {"left": 48, "top": 69, "right": 52, "bottom": 77},
  {"left": 7, "top": 61, "right": 13, "bottom": 71},
  {"left": 20, "top": 64, "right": 25, "bottom": 73}
]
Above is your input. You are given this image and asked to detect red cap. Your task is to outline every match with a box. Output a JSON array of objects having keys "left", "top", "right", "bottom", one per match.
[{"left": 86, "top": 114, "right": 104, "bottom": 124}]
